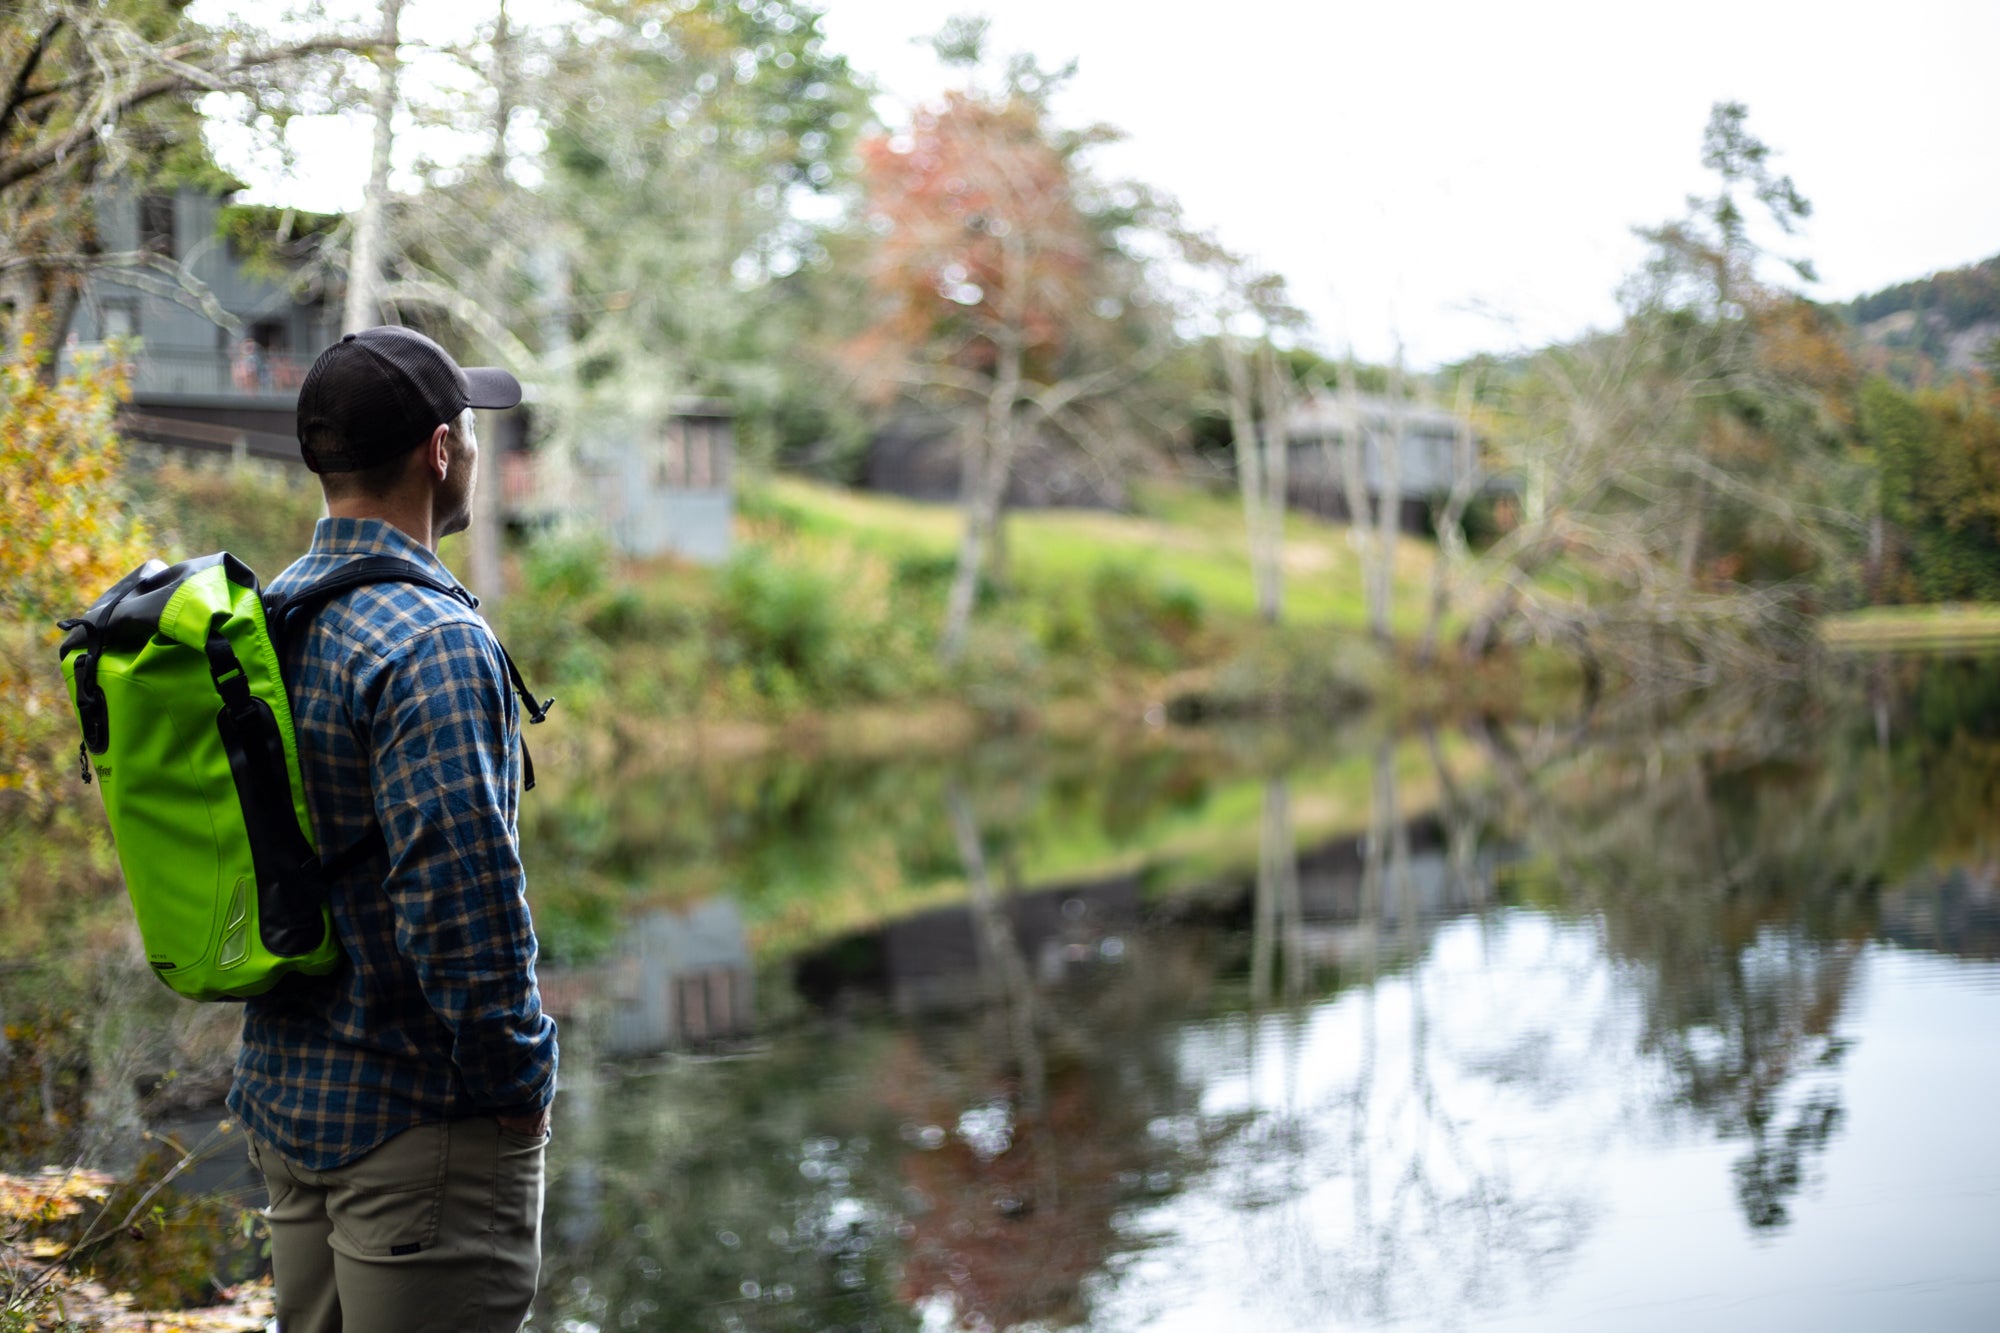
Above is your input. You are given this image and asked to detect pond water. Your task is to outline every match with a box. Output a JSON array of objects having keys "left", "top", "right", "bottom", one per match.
[
  {"left": 5, "top": 655, "right": 1997, "bottom": 1329},
  {"left": 519, "top": 654, "right": 2000, "bottom": 1333}
]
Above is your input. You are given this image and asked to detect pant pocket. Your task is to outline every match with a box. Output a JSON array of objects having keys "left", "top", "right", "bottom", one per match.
[{"left": 325, "top": 1123, "right": 449, "bottom": 1258}]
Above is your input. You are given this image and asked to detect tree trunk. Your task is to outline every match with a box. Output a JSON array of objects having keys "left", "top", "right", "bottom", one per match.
[
  {"left": 989, "top": 491, "right": 1011, "bottom": 592},
  {"left": 941, "top": 334, "right": 1024, "bottom": 663},
  {"left": 948, "top": 786, "right": 1046, "bottom": 1116},
  {"left": 941, "top": 418, "right": 989, "bottom": 664},
  {"left": 465, "top": 0, "right": 516, "bottom": 611},
  {"left": 1418, "top": 376, "right": 1479, "bottom": 666},
  {"left": 1224, "top": 334, "right": 1280, "bottom": 624},
  {"left": 469, "top": 407, "right": 507, "bottom": 610},
  {"left": 33, "top": 273, "right": 81, "bottom": 385},
  {"left": 1258, "top": 340, "right": 1290, "bottom": 624},
  {"left": 1335, "top": 355, "right": 1386, "bottom": 641},
  {"left": 1250, "top": 781, "right": 1277, "bottom": 1007},
  {"left": 343, "top": 0, "right": 404, "bottom": 333},
  {"left": 488, "top": 0, "right": 514, "bottom": 174},
  {"left": 1373, "top": 350, "right": 1405, "bottom": 645},
  {"left": 1460, "top": 581, "right": 1520, "bottom": 663}
]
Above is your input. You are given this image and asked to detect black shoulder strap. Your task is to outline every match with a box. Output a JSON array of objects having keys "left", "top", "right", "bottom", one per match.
[
  {"left": 266, "top": 556, "right": 468, "bottom": 645},
  {"left": 268, "top": 556, "right": 554, "bottom": 790}
]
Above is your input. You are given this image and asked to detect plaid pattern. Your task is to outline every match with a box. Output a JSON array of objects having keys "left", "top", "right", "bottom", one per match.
[{"left": 228, "top": 518, "right": 557, "bottom": 1170}]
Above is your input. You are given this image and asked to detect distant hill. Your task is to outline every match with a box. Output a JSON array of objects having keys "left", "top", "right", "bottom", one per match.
[{"left": 1836, "top": 252, "right": 2000, "bottom": 382}]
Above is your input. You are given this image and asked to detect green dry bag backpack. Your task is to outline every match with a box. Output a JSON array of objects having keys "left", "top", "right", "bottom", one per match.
[{"left": 56, "top": 552, "right": 551, "bottom": 1002}]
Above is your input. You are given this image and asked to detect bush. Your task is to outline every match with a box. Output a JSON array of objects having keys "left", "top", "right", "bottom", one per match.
[
  {"left": 1085, "top": 561, "right": 1204, "bottom": 670},
  {"left": 1197, "top": 630, "right": 1381, "bottom": 719},
  {"left": 498, "top": 530, "right": 619, "bottom": 700},
  {"left": 125, "top": 458, "right": 320, "bottom": 578},
  {"left": 716, "top": 549, "right": 838, "bottom": 693},
  {"left": 952, "top": 623, "right": 1048, "bottom": 723},
  {"left": 520, "top": 529, "right": 614, "bottom": 601},
  {"left": 1, "top": 342, "right": 152, "bottom": 801}
]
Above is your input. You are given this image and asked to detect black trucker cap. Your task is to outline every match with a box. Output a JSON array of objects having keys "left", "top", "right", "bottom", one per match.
[{"left": 296, "top": 326, "right": 522, "bottom": 473}]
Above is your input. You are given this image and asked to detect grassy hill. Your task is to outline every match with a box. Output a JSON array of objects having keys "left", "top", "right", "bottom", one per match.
[{"left": 754, "top": 475, "right": 1443, "bottom": 633}]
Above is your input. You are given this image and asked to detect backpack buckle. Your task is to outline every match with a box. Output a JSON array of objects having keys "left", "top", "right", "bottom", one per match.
[{"left": 205, "top": 634, "right": 257, "bottom": 716}]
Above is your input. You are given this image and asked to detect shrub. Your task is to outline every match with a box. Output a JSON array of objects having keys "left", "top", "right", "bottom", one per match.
[
  {"left": 1086, "top": 561, "right": 1204, "bottom": 670},
  {"left": 498, "top": 530, "right": 620, "bottom": 701},
  {"left": 952, "top": 623, "right": 1048, "bottom": 723},
  {"left": 1, "top": 341, "right": 151, "bottom": 801},
  {"left": 125, "top": 458, "right": 319, "bottom": 578},
  {"left": 520, "top": 528, "right": 614, "bottom": 601},
  {"left": 716, "top": 549, "right": 838, "bottom": 693}
]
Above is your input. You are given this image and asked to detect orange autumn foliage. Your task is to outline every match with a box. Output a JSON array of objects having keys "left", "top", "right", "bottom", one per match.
[{"left": 853, "top": 90, "right": 1097, "bottom": 392}]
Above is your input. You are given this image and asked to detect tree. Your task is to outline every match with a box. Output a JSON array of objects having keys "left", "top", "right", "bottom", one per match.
[
  {"left": 1199, "top": 252, "right": 1303, "bottom": 626},
  {"left": 532, "top": 0, "right": 865, "bottom": 403},
  {"left": 1332, "top": 346, "right": 1414, "bottom": 645},
  {"left": 341, "top": 0, "right": 404, "bottom": 333},
  {"left": 852, "top": 36, "right": 1172, "bottom": 661},
  {"left": 366, "top": 0, "right": 866, "bottom": 519},
  {"left": 1456, "top": 103, "right": 1865, "bottom": 686},
  {"left": 0, "top": 1, "right": 363, "bottom": 347},
  {"left": 1417, "top": 371, "right": 1483, "bottom": 665},
  {"left": 1861, "top": 376, "right": 2000, "bottom": 603}
]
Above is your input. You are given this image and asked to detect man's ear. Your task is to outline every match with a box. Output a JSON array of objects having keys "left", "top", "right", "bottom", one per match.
[{"left": 425, "top": 422, "right": 452, "bottom": 480}]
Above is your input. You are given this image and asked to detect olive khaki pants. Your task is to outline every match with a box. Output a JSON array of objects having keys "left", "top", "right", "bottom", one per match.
[{"left": 247, "top": 1119, "right": 547, "bottom": 1333}]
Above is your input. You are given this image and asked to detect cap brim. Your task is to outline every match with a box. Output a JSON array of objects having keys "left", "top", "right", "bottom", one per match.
[{"left": 464, "top": 366, "right": 523, "bottom": 410}]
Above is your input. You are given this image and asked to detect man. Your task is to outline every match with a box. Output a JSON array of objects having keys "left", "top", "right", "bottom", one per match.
[{"left": 229, "top": 326, "right": 559, "bottom": 1333}]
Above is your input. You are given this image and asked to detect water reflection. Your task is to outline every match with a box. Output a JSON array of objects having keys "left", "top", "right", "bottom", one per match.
[
  {"left": 521, "top": 655, "right": 2000, "bottom": 1332},
  {"left": 9, "top": 660, "right": 1995, "bottom": 1329}
]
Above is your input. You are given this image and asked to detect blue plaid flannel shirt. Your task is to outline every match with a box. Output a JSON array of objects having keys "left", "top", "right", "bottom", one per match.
[{"left": 228, "top": 517, "right": 558, "bottom": 1170}]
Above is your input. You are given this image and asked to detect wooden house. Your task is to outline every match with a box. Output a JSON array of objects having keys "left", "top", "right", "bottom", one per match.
[
  {"left": 62, "top": 188, "right": 341, "bottom": 463},
  {"left": 1282, "top": 390, "right": 1483, "bottom": 532},
  {"left": 514, "top": 398, "right": 736, "bottom": 564}
]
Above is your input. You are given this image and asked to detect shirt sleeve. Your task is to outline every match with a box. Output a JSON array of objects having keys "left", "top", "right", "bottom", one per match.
[{"left": 367, "top": 618, "right": 558, "bottom": 1114}]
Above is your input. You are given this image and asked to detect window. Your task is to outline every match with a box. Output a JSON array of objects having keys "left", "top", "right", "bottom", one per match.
[
  {"left": 138, "top": 195, "right": 176, "bottom": 258},
  {"left": 655, "top": 412, "right": 734, "bottom": 491},
  {"left": 101, "top": 301, "right": 138, "bottom": 341}
]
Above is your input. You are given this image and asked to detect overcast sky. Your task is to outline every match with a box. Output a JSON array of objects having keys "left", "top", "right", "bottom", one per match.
[{"left": 222, "top": 0, "right": 2000, "bottom": 368}]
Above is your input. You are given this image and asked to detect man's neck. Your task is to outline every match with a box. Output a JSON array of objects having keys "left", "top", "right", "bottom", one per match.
[{"left": 324, "top": 496, "right": 439, "bottom": 552}]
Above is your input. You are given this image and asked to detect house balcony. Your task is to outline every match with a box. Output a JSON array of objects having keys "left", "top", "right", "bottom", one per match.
[{"left": 61, "top": 341, "right": 312, "bottom": 403}]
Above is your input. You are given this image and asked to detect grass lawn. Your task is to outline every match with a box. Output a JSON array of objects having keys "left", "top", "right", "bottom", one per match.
[
  {"left": 1821, "top": 603, "right": 2000, "bottom": 649},
  {"left": 753, "top": 474, "right": 1445, "bottom": 636}
]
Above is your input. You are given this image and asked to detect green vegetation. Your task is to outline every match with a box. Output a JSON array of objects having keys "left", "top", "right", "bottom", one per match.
[
  {"left": 0, "top": 449, "right": 1487, "bottom": 981},
  {"left": 475, "top": 473, "right": 1457, "bottom": 746},
  {"left": 1859, "top": 376, "right": 2000, "bottom": 604}
]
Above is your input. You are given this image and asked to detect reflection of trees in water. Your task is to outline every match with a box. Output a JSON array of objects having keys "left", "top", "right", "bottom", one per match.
[
  {"left": 527, "top": 659, "right": 1996, "bottom": 1330},
  {"left": 1471, "top": 678, "right": 1887, "bottom": 1234},
  {"left": 533, "top": 787, "right": 1223, "bottom": 1333},
  {"left": 533, "top": 1033, "right": 925, "bottom": 1332},
  {"left": 518, "top": 737, "right": 1233, "bottom": 946},
  {"left": 885, "top": 787, "right": 1217, "bottom": 1331},
  {"left": 1180, "top": 750, "right": 1595, "bottom": 1331}
]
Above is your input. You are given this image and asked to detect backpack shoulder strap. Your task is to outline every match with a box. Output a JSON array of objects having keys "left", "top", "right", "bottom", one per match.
[
  {"left": 266, "top": 555, "right": 470, "bottom": 646},
  {"left": 267, "top": 556, "right": 555, "bottom": 789}
]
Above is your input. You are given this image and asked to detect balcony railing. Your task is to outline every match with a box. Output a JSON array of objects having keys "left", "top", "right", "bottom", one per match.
[{"left": 61, "top": 341, "right": 312, "bottom": 398}]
